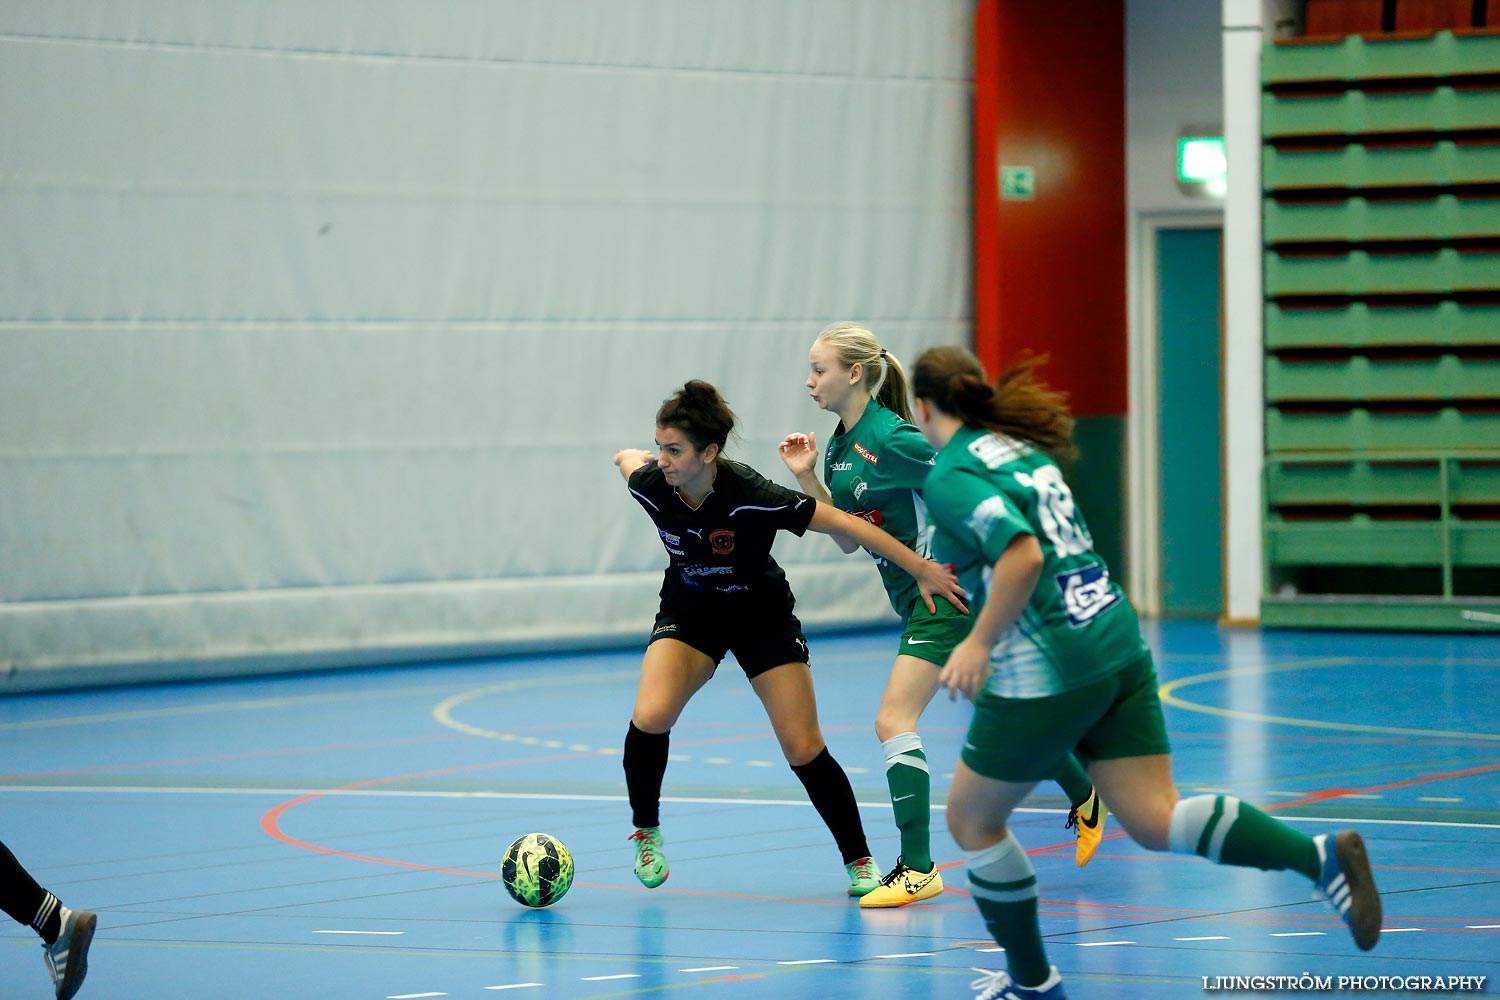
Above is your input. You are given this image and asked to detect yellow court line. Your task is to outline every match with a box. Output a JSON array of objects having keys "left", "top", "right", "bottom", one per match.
[{"left": 1158, "top": 660, "right": 1500, "bottom": 742}]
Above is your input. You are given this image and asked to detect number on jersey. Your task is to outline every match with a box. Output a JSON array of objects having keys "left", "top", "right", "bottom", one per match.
[{"left": 1013, "top": 466, "right": 1092, "bottom": 557}]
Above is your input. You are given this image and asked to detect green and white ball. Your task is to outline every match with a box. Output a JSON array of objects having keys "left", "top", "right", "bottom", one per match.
[{"left": 501, "top": 832, "right": 574, "bottom": 908}]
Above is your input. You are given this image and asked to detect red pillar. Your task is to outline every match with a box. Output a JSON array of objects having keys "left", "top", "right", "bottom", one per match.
[{"left": 972, "top": 0, "right": 1127, "bottom": 420}]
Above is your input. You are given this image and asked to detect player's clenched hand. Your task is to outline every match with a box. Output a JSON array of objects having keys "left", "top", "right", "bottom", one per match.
[{"left": 614, "top": 448, "right": 655, "bottom": 468}]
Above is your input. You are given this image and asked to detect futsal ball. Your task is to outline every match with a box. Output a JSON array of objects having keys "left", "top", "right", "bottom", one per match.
[{"left": 501, "top": 832, "right": 574, "bottom": 908}]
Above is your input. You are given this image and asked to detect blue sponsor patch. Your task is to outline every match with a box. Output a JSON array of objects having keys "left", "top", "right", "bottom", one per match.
[{"left": 1054, "top": 562, "right": 1120, "bottom": 628}]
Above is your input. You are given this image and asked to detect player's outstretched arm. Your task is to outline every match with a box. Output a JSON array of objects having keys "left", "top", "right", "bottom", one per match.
[
  {"left": 614, "top": 448, "right": 655, "bottom": 483},
  {"left": 808, "top": 501, "right": 968, "bottom": 614}
]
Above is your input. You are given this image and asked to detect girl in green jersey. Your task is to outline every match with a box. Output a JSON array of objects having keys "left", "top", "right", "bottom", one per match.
[
  {"left": 779, "top": 324, "right": 1106, "bottom": 910},
  {"left": 911, "top": 346, "right": 1382, "bottom": 1000}
]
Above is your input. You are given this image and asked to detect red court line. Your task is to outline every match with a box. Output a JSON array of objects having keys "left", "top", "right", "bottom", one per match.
[
  {"left": 260, "top": 751, "right": 605, "bottom": 877},
  {"left": 260, "top": 741, "right": 873, "bottom": 901},
  {"left": 261, "top": 759, "right": 1287, "bottom": 914},
  {"left": 261, "top": 738, "right": 1500, "bottom": 912},
  {"left": 1017, "top": 760, "right": 1500, "bottom": 859},
  {"left": 1265, "top": 761, "right": 1500, "bottom": 809}
]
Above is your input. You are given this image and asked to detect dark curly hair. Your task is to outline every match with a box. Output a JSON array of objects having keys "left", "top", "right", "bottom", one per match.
[{"left": 656, "top": 379, "right": 737, "bottom": 460}]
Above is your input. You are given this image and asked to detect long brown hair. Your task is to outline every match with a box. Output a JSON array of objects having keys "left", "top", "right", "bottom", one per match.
[
  {"left": 656, "top": 379, "right": 737, "bottom": 462},
  {"left": 911, "top": 346, "right": 1077, "bottom": 465},
  {"left": 815, "top": 323, "right": 914, "bottom": 423}
]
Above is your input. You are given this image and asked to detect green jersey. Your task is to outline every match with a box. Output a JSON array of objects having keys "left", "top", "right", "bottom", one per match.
[
  {"left": 822, "top": 399, "right": 935, "bottom": 619},
  {"left": 924, "top": 425, "right": 1146, "bottom": 698}
]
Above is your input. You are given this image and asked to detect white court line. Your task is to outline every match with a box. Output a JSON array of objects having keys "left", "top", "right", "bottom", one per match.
[
  {"left": 388, "top": 994, "right": 446, "bottom": 999},
  {"left": 1381, "top": 928, "right": 1424, "bottom": 934},
  {"left": 0, "top": 786, "right": 1048, "bottom": 815},
  {"left": 314, "top": 929, "right": 404, "bottom": 936},
  {"left": 1, "top": 786, "right": 1496, "bottom": 828},
  {"left": 679, "top": 967, "right": 738, "bottom": 973},
  {"left": 1467, "top": 924, "right": 1500, "bottom": 929},
  {"left": 876, "top": 952, "right": 935, "bottom": 959},
  {"left": 1175, "top": 936, "right": 1230, "bottom": 941},
  {"left": 1419, "top": 797, "right": 1463, "bottom": 803},
  {"left": 581, "top": 974, "right": 639, "bottom": 982},
  {"left": 778, "top": 959, "right": 835, "bottom": 965},
  {"left": 483, "top": 987, "right": 543, "bottom": 992},
  {"left": 1078, "top": 941, "right": 1135, "bottom": 947},
  {"left": 1271, "top": 932, "right": 1325, "bottom": 938}
]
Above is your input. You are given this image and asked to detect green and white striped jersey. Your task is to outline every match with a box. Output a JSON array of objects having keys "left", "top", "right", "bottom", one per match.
[{"left": 923, "top": 425, "right": 1147, "bottom": 698}]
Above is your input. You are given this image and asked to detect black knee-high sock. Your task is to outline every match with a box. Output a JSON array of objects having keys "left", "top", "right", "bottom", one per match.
[
  {"left": 791, "top": 747, "right": 871, "bottom": 864},
  {"left": 0, "top": 839, "right": 60, "bottom": 944},
  {"left": 623, "top": 722, "right": 670, "bottom": 829}
]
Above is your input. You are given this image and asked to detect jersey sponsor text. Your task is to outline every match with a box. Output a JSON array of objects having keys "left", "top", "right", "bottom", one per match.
[{"left": 1056, "top": 563, "right": 1120, "bottom": 628}]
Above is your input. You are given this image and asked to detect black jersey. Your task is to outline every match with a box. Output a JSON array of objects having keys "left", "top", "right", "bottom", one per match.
[{"left": 627, "top": 460, "right": 818, "bottom": 610}]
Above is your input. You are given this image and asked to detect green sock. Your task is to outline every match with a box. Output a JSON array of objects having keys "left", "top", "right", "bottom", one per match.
[
  {"left": 1169, "top": 795, "right": 1320, "bottom": 881},
  {"left": 882, "top": 732, "right": 933, "bottom": 872},
  {"left": 1052, "top": 753, "right": 1093, "bottom": 808},
  {"left": 967, "top": 832, "right": 1050, "bottom": 987}
]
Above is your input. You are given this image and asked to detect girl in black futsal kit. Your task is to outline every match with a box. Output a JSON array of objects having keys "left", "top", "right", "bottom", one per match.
[
  {"left": 2, "top": 837, "right": 96, "bottom": 999},
  {"left": 613, "top": 380, "right": 968, "bottom": 895}
]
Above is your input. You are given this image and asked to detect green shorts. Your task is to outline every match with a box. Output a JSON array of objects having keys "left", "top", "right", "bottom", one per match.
[
  {"left": 960, "top": 650, "right": 1170, "bottom": 783},
  {"left": 897, "top": 595, "right": 970, "bottom": 666}
]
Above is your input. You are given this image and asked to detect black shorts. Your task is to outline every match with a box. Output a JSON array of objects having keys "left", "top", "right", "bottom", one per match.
[{"left": 649, "top": 602, "right": 810, "bottom": 680}]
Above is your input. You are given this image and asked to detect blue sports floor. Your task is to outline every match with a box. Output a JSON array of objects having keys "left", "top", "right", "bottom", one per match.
[{"left": 2, "top": 620, "right": 1498, "bottom": 999}]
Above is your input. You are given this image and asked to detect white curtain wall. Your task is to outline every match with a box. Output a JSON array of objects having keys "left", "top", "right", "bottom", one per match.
[{"left": 0, "top": 1, "right": 977, "bottom": 691}]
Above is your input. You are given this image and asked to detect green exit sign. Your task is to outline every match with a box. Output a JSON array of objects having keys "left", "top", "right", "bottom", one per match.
[
  {"left": 999, "top": 165, "right": 1035, "bottom": 201},
  {"left": 1177, "top": 136, "right": 1226, "bottom": 184}
]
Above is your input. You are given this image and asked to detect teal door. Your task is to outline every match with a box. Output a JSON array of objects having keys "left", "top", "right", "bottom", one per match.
[{"left": 1156, "top": 227, "right": 1224, "bottom": 617}]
